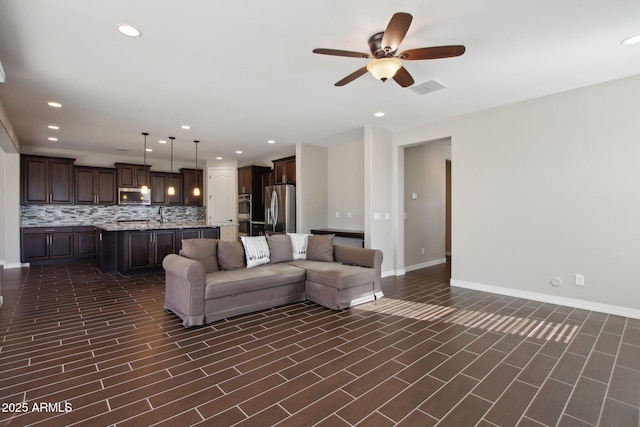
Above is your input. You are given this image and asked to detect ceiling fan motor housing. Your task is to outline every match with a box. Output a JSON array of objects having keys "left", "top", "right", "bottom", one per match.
[{"left": 368, "top": 32, "right": 395, "bottom": 57}]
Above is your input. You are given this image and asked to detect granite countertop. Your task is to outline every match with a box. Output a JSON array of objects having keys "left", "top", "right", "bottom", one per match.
[{"left": 94, "top": 221, "right": 237, "bottom": 231}]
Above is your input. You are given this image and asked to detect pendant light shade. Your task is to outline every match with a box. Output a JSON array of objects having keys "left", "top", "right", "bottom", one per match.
[
  {"left": 141, "top": 132, "right": 149, "bottom": 194},
  {"left": 193, "top": 140, "right": 200, "bottom": 197},
  {"left": 167, "top": 136, "right": 175, "bottom": 196}
]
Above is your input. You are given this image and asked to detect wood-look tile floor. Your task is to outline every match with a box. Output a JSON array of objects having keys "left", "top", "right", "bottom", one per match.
[{"left": 0, "top": 261, "right": 638, "bottom": 427}]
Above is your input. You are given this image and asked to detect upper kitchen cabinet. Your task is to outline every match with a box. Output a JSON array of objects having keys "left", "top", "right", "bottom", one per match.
[
  {"left": 273, "top": 156, "right": 296, "bottom": 185},
  {"left": 180, "top": 168, "right": 203, "bottom": 206},
  {"left": 238, "top": 165, "right": 271, "bottom": 195},
  {"left": 150, "top": 172, "right": 183, "bottom": 205},
  {"left": 75, "top": 166, "right": 117, "bottom": 205},
  {"left": 21, "top": 155, "right": 75, "bottom": 205},
  {"left": 114, "top": 163, "right": 151, "bottom": 188}
]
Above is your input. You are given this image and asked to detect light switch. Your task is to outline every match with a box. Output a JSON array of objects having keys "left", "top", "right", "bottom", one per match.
[
  {"left": 373, "top": 212, "right": 381, "bottom": 220},
  {"left": 411, "top": 193, "right": 418, "bottom": 200},
  {"left": 384, "top": 213, "right": 391, "bottom": 220}
]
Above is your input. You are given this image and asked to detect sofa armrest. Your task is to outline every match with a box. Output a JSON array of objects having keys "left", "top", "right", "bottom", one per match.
[
  {"left": 333, "top": 245, "right": 384, "bottom": 298},
  {"left": 162, "top": 254, "right": 207, "bottom": 327}
]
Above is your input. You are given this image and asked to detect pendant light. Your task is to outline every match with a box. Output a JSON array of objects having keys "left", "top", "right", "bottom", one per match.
[
  {"left": 193, "top": 140, "right": 201, "bottom": 197},
  {"left": 141, "top": 132, "right": 149, "bottom": 194},
  {"left": 167, "top": 136, "right": 175, "bottom": 196}
]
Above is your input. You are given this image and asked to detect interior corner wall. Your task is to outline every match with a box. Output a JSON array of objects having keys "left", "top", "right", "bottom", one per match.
[
  {"left": 296, "top": 143, "right": 327, "bottom": 233},
  {"left": 364, "top": 125, "right": 395, "bottom": 276},
  {"left": 404, "top": 139, "right": 451, "bottom": 269},
  {"left": 396, "top": 73, "right": 640, "bottom": 316},
  {"left": 0, "top": 148, "right": 5, "bottom": 266},
  {"left": 0, "top": 150, "right": 21, "bottom": 269},
  {"left": 327, "top": 135, "right": 365, "bottom": 230}
]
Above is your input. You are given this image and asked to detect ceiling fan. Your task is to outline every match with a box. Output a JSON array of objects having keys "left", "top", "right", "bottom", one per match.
[{"left": 312, "top": 12, "right": 465, "bottom": 87}]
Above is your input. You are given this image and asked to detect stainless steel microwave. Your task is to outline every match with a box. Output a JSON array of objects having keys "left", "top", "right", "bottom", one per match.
[{"left": 118, "top": 187, "right": 151, "bottom": 205}]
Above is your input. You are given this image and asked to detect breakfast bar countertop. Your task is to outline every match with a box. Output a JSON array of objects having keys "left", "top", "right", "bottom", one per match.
[{"left": 94, "top": 221, "right": 237, "bottom": 231}]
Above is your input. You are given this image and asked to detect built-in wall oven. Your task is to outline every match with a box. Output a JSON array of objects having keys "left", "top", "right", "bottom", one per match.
[{"left": 238, "top": 194, "right": 251, "bottom": 236}]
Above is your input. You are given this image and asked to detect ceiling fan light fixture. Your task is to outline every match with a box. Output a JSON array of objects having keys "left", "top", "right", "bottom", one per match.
[{"left": 367, "top": 58, "right": 402, "bottom": 81}]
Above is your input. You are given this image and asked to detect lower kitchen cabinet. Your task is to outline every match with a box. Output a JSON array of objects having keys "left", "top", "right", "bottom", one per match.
[
  {"left": 117, "top": 229, "right": 176, "bottom": 274},
  {"left": 74, "top": 226, "right": 97, "bottom": 259},
  {"left": 177, "top": 227, "right": 220, "bottom": 249},
  {"left": 21, "top": 227, "right": 74, "bottom": 263}
]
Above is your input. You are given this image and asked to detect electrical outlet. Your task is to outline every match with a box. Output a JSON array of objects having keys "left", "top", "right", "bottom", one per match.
[
  {"left": 575, "top": 274, "right": 585, "bottom": 286},
  {"left": 421, "top": 248, "right": 425, "bottom": 255},
  {"left": 335, "top": 211, "right": 339, "bottom": 218}
]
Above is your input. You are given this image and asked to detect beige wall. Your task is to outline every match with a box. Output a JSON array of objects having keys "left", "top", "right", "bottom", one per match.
[
  {"left": 404, "top": 138, "right": 451, "bottom": 269},
  {"left": 396, "top": 73, "right": 640, "bottom": 317},
  {"left": 296, "top": 143, "right": 328, "bottom": 233},
  {"left": 327, "top": 137, "right": 364, "bottom": 230}
]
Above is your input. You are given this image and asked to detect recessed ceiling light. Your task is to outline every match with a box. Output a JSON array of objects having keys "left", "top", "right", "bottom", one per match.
[
  {"left": 216, "top": 157, "right": 223, "bottom": 160},
  {"left": 48, "top": 125, "right": 60, "bottom": 130},
  {"left": 267, "top": 140, "right": 275, "bottom": 144},
  {"left": 117, "top": 24, "right": 141, "bottom": 37},
  {"left": 621, "top": 34, "right": 640, "bottom": 45},
  {"left": 158, "top": 139, "right": 167, "bottom": 144},
  {"left": 374, "top": 112, "right": 385, "bottom": 117},
  {"left": 235, "top": 150, "right": 243, "bottom": 154},
  {"left": 47, "top": 101, "right": 62, "bottom": 108},
  {"left": 181, "top": 125, "right": 191, "bottom": 130},
  {"left": 145, "top": 148, "right": 153, "bottom": 152},
  {"left": 48, "top": 137, "right": 58, "bottom": 141}
]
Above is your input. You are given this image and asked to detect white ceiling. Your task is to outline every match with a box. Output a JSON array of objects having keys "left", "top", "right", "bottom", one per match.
[{"left": 1, "top": 0, "right": 640, "bottom": 164}]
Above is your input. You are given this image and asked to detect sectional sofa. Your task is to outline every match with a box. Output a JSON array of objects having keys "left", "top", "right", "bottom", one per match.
[{"left": 162, "top": 233, "right": 383, "bottom": 327}]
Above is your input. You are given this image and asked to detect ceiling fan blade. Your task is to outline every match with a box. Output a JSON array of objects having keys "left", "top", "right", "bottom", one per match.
[
  {"left": 393, "top": 66, "right": 414, "bottom": 88},
  {"left": 335, "top": 66, "right": 369, "bottom": 86},
  {"left": 398, "top": 45, "right": 466, "bottom": 60},
  {"left": 380, "top": 12, "right": 413, "bottom": 53},
  {"left": 313, "top": 48, "right": 371, "bottom": 59}
]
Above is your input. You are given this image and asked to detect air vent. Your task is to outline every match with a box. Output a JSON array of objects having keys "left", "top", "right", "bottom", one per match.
[{"left": 410, "top": 79, "right": 447, "bottom": 95}]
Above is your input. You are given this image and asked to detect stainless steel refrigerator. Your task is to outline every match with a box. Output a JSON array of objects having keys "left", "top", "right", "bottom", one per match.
[{"left": 265, "top": 184, "right": 296, "bottom": 233}]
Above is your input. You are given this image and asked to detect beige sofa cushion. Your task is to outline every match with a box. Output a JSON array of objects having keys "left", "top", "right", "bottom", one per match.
[
  {"left": 267, "top": 234, "right": 294, "bottom": 263},
  {"left": 180, "top": 238, "right": 219, "bottom": 273},
  {"left": 288, "top": 260, "right": 374, "bottom": 290},
  {"left": 307, "top": 234, "right": 334, "bottom": 262},
  {"left": 218, "top": 240, "right": 246, "bottom": 270},
  {"left": 205, "top": 263, "right": 306, "bottom": 299}
]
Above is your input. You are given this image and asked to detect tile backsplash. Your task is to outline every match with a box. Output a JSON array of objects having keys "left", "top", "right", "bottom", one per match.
[{"left": 21, "top": 205, "right": 206, "bottom": 227}]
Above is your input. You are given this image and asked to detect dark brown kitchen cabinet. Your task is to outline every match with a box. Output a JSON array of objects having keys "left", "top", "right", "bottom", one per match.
[
  {"left": 237, "top": 165, "right": 271, "bottom": 221},
  {"left": 21, "top": 227, "right": 74, "bottom": 263},
  {"left": 180, "top": 168, "right": 203, "bottom": 206},
  {"left": 273, "top": 156, "right": 295, "bottom": 185},
  {"left": 96, "top": 229, "right": 117, "bottom": 273},
  {"left": 21, "top": 155, "right": 75, "bottom": 205},
  {"left": 117, "top": 229, "right": 176, "bottom": 274},
  {"left": 150, "top": 172, "right": 183, "bottom": 205},
  {"left": 114, "top": 163, "right": 151, "bottom": 188},
  {"left": 75, "top": 166, "right": 117, "bottom": 205},
  {"left": 177, "top": 227, "right": 220, "bottom": 249},
  {"left": 74, "top": 226, "right": 97, "bottom": 259}
]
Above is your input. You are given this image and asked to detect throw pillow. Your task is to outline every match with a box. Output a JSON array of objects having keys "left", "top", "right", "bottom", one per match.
[
  {"left": 240, "top": 236, "right": 270, "bottom": 268},
  {"left": 306, "top": 234, "right": 334, "bottom": 262},
  {"left": 287, "top": 233, "right": 310, "bottom": 260},
  {"left": 217, "top": 240, "right": 246, "bottom": 270},
  {"left": 266, "top": 234, "right": 294, "bottom": 263},
  {"left": 180, "top": 238, "right": 219, "bottom": 273}
]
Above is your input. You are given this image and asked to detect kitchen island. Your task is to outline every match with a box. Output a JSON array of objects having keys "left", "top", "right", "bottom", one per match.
[{"left": 95, "top": 221, "right": 229, "bottom": 275}]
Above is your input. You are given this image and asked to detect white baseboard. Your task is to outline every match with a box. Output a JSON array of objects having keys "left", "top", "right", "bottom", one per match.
[
  {"left": 3, "top": 262, "right": 28, "bottom": 269},
  {"left": 405, "top": 258, "right": 447, "bottom": 273},
  {"left": 451, "top": 279, "right": 640, "bottom": 320}
]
